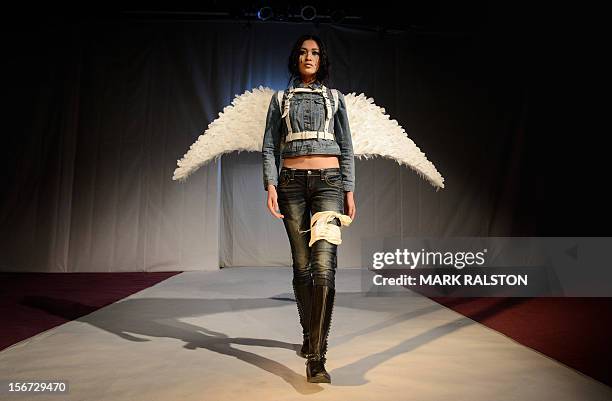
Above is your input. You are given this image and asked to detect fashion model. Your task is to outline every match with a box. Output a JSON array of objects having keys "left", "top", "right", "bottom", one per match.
[
  {"left": 172, "top": 31, "right": 444, "bottom": 385},
  {"left": 262, "top": 34, "right": 356, "bottom": 384}
]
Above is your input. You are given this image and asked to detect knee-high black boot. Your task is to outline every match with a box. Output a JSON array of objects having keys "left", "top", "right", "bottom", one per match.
[
  {"left": 306, "top": 284, "right": 335, "bottom": 383},
  {"left": 293, "top": 281, "right": 313, "bottom": 358}
]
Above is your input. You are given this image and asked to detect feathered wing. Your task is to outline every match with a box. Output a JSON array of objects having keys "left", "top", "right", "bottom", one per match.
[
  {"left": 172, "top": 86, "right": 275, "bottom": 182},
  {"left": 173, "top": 87, "right": 445, "bottom": 190},
  {"left": 345, "top": 92, "right": 445, "bottom": 189}
]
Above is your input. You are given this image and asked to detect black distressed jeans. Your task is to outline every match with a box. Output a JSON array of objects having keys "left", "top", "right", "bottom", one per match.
[{"left": 277, "top": 167, "right": 345, "bottom": 289}]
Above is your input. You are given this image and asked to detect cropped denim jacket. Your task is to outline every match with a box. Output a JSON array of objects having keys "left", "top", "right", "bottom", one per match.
[{"left": 261, "top": 78, "right": 355, "bottom": 192}]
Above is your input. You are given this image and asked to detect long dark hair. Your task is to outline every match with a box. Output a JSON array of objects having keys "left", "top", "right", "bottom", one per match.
[{"left": 287, "top": 34, "right": 330, "bottom": 86}]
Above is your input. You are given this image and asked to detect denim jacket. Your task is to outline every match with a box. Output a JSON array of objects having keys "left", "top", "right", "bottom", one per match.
[{"left": 261, "top": 78, "right": 355, "bottom": 192}]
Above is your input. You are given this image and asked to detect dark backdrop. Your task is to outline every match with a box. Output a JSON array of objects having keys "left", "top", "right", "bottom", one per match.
[{"left": 0, "top": 3, "right": 604, "bottom": 271}]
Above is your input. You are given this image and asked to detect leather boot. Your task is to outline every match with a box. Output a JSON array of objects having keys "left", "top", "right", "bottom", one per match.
[
  {"left": 306, "top": 285, "right": 335, "bottom": 383},
  {"left": 293, "top": 281, "right": 313, "bottom": 358}
]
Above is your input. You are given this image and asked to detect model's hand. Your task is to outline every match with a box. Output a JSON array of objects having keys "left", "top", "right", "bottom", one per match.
[
  {"left": 345, "top": 191, "right": 356, "bottom": 221},
  {"left": 267, "top": 185, "right": 285, "bottom": 219}
]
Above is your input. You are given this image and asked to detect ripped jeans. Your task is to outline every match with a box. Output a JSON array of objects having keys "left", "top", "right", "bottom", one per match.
[{"left": 277, "top": 167, "right": 346, "bottom": 290}]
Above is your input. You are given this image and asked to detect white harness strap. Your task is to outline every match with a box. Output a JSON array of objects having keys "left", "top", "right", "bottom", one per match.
[
  {"left": 332, "top": 89, "right": 339, "bottom": 113},
  {"left": 286, "top": 131, "right": 335, "bottom": 141},
  {"left": 276, "top": 91, "right": 284, "bottom": 109},
  {"left": 283, "top": 90, "right": 296, "bottom": 136},
  {"left": 279, "top": 85, "right": 337, "bottom": 142},
  {"left": 321, "top": 88, "right": 333, "bottom": 133}
]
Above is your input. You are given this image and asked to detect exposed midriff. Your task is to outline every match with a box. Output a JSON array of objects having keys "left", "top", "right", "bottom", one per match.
[{"left": 282, "top": 154, "right": 340, "bottom": 169}]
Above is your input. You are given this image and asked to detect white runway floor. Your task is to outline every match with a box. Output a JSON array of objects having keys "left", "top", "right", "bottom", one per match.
[{"left": 1, "top": 267, "right": 610, "bottom": 401}]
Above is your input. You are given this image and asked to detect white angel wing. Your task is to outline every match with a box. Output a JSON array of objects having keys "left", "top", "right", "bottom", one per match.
[
  {"left": 172, "top": 86, "right": 275, "bottom": 182},
  {"left": 173, "top": 87, "right": 445, "bottom": 190},
  {"left": 345, "top": 93, "right": 445, "bottom": 189}
]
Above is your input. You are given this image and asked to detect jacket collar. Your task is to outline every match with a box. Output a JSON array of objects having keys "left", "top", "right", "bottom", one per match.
[{"left": 290, "top": 76, "right": 322, "bottom": 90}]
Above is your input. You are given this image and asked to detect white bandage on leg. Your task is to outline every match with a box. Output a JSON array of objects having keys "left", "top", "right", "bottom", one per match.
[{"left": 298, "top": 211, "right": 353, "bottom": 247}]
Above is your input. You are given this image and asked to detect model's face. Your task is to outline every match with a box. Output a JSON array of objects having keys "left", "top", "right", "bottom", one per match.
[{"left": 298, "top": 39, "right": 320, "bottom": 81}]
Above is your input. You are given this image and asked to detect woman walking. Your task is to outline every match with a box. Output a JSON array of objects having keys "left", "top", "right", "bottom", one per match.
[{"left": 262, "top": 34, "right": 356, "bottom": 383}]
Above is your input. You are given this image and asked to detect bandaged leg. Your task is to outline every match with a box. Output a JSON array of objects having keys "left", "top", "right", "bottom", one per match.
[{"left": 299, "top": 211, "right": 352, "bottom": 247}]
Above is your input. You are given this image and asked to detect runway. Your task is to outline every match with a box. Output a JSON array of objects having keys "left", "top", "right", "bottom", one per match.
[{"left": 1, "top": 267, "right": 610, "bottom": 401}]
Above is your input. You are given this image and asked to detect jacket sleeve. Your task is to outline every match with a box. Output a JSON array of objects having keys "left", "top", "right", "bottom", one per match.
[
  {"left": 262, "top": 92, "right": 283, "bottom": 191},
  {"left": 334, "top": 91, "right": 355, "bottom": 192}
]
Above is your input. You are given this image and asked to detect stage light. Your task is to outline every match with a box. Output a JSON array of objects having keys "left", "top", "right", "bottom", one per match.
[
  {"left": 257, "top": 6, "right": 274, "bottom": 21},
  {"left": 300, "top": 5, "right": 316, "bottom": 21}
]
